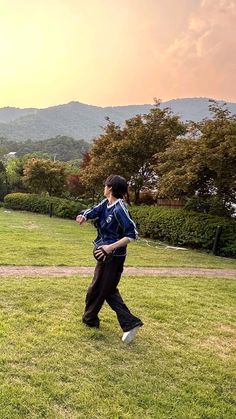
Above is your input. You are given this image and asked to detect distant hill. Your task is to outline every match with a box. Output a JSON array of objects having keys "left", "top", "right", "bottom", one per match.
[
  {"left": 0, "top": 136, "right": 89, "bottom": 162},
  {"left": 0, "top": 98, "right": 236, "bottom": 142}
]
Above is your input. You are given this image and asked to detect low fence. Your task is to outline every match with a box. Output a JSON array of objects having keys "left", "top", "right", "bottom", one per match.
[{"left": 155, "top": 199, "right": 185, "bottom": 209}]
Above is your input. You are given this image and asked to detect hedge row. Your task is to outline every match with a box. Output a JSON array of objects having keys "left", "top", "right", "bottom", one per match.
[
  {"left": 130, "top": 205, "right": 236, "bottom": 258},
  {"left": 3, "top": 194, "right": 236, "bottom": 258},
  {"left": 4, "top": 193, "right": 87, "bottom": 219}
]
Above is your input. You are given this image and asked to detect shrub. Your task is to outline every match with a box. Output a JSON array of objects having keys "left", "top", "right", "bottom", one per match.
[
  {"left": 4, "top": 193, "right": 87, "bottom": 219},
  {"left": 184, "top": 196, "right": 234, "bottom": 218},
  {"left": 130, "top": 205, "right": 236, "bottom": 258}
]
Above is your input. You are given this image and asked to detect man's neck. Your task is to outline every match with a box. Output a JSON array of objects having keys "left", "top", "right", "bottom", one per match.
[{"left": 108, "top": 195, "right": 118, "bottom": 205}]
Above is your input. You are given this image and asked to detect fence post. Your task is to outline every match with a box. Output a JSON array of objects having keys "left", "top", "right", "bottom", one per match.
[
  {"left": 49, "top": 203, "right": 53, "bottom": 218},
  {"left": 212, "top": 226, "right": 222, "bottom": 255}
]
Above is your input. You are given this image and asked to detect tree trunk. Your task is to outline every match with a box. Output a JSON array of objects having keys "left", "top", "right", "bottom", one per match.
[{"left": 134, "top": 189, "right": 140, "bottom": 205}]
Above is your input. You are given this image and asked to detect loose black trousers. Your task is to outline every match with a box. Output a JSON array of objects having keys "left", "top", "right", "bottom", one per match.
[{"left": 82, "top": 256, "right": 142, "bottom": 332}]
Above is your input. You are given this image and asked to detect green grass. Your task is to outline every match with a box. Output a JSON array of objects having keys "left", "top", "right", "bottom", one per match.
[
  {"left": 0, "top": 275, "right": 235, "bottom": 418},
  {"left": 0, "top": 208, "right": 236, "bottom": 268},
  {"left": 0, "top": 208, "right": 235, "bottom": 417}
]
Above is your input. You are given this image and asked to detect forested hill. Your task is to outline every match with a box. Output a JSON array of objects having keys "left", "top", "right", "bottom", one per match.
[
  {"left": 0, "top": 98, "right": 236, "bottom": 142},
  {"left": 0, "top": 136, "right": 89, "bottom": 162}
]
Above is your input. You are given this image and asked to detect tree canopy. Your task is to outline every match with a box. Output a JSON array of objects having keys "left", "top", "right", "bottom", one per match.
[
  {"left": 0, "top": 136, "right": 89, "bottom": 162},
  {"left": 155, "top": 102, "right": 236, "bottom": 215},
  {"left": 23, "top": 159, "right": 67, "bottom": 196},
  {"left": 80, "top": 102, "right": 185, "bottom": 202}
]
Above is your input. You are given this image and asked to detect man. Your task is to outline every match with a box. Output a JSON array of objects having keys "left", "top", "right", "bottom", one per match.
[{"left": 76, "top": 175, "right": 143, "bottom": 344}]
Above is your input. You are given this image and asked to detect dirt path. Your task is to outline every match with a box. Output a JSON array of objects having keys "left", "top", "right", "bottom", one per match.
[{"left": 0, "top": 266, "right": 235, "bottom": 278}]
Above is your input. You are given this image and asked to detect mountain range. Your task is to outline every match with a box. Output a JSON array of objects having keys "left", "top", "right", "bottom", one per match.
[{"left": 0, "top": 97, "right": 236, "bottom": 142}]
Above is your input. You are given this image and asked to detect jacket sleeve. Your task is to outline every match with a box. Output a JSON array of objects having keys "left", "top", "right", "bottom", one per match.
[
  {"left": 81, "top": 199, "right": 106, "bottom": 220},
  {"left": 115, "top": 201, "right": 139, "bottom": 240}
]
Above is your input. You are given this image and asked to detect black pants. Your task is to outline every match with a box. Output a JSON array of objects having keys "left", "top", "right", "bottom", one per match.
[{"left": 82, "top": 256, "right": 142, "bottom": 332}]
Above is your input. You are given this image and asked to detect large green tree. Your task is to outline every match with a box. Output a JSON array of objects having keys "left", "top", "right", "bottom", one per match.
[
  {"left": 80, "top": 103, "right": 185, "bottom": 203},
  {"left": 5, "top": 154, "right": 51, "bottom": 194},
  {"left": 5, "top": 157, "right": 26, "bottom": 193},
  {"left": 155, "top": 102, "right": 236, "bottom": 215},
  {"left": 23, "top": 158, "right": 67, "bottom": 196}
]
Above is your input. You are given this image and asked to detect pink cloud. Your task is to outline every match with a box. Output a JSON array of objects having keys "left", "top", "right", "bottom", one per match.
[{"left": 157, "top": 0, "right": 236, "bottom": 100}]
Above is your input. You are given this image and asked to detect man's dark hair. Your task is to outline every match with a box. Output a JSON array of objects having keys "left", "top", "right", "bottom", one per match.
[{"left": 105, "top": 175, "right": 128, "bottom": 198}]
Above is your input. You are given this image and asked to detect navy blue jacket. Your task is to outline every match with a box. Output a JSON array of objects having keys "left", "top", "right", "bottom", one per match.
[{"left": 82, "top": 198, "right": 138, "bottom": 256}]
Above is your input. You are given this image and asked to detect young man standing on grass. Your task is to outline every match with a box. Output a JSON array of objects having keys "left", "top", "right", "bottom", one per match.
[{"left": 76, "top": 175, "right": 143, "bottom": 344}]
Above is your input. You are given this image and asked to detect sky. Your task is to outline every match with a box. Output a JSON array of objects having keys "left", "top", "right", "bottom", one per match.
[{"left": 0, "top": 0, "right": 236, "bottom": 108}]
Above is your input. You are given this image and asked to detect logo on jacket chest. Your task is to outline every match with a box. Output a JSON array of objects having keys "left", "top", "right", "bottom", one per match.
[{"left": 106, "top": 215, "right": 113, "bottom": 223}]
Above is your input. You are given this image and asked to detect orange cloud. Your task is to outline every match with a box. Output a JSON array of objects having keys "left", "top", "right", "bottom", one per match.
[{"left": 157, "top": 0, "right": 236, "bottom": 101}]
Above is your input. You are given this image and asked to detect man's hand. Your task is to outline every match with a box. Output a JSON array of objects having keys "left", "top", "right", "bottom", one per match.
[
  {"left": 93, "top": 246, "right": 113, "bottom": 262},
  {"left": 100, "top": 244, "right": 113, "bottom": 254},
  {"left": 76, "top": 215, "right": 86, "bottom": 225}
]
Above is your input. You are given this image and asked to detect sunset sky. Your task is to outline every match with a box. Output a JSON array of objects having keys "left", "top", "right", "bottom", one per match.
[{"left": 0, "top": 0, "right": 235, "bottom": 108}]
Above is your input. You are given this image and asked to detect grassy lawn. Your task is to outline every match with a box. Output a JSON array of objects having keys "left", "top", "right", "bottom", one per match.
[
  {"left": 0, "top": 208, "right": 236, "bottom": 268},
  {"left": 0, "top": 275, "right": 235, "bottom": 418}
]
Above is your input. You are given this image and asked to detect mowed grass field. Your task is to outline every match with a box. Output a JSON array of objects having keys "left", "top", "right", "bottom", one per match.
[
  {"left": 0, "top": 208, "right": 235, "bottom": 418},
  {"left": 0, "top": 208, "right": 236, "bottom": 268},
  {"left": 0, "top": 275, "right": 235, "bottom": 418}
]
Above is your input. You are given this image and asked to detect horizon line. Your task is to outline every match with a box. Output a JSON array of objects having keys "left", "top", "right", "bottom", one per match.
[{"left": 0, "top": 96, "right": 234, "bottom": 111}]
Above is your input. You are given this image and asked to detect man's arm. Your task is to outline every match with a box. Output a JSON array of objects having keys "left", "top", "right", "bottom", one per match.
[
  {"left": 76, "top": 199, "right": 106, "bottom": 224},
  {"left": 102, "top": 237, "right": 132, "bottom": 254}
]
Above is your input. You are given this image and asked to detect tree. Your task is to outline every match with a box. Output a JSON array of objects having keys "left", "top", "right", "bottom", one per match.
[
  {"left": 80, "top": 102, "right": 185, "bottom": 203},
  {"left": 198, "top": 103, "right": 236, "bottom": 207},
  {"left": 154, "top": 102, "right": 236, "bottom": 216},
  {"left": 5, "top": 154, "right": 52, "bottom": 194},
  {"left": 23, "top": 158, "right": 67, "bottom": 196},
  {"left": 5, "top": 156, "right": 26, "bottom": 193},
  {"left": 154, "top": 139, "right": 200, "bottom": 198},
  {"left": 80, "top": 121, "right": 124, "bottom": 200},
  {"left": 0, "top": 161, "right": 8, "bottom": 200},
  {"left": 65, "top": 173, "right": 86, "bottom": 198}
]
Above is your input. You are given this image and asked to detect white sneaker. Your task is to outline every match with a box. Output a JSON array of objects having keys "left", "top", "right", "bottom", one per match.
[{"left": 122, "top": 325, "right": 142, "bottom": 344}]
